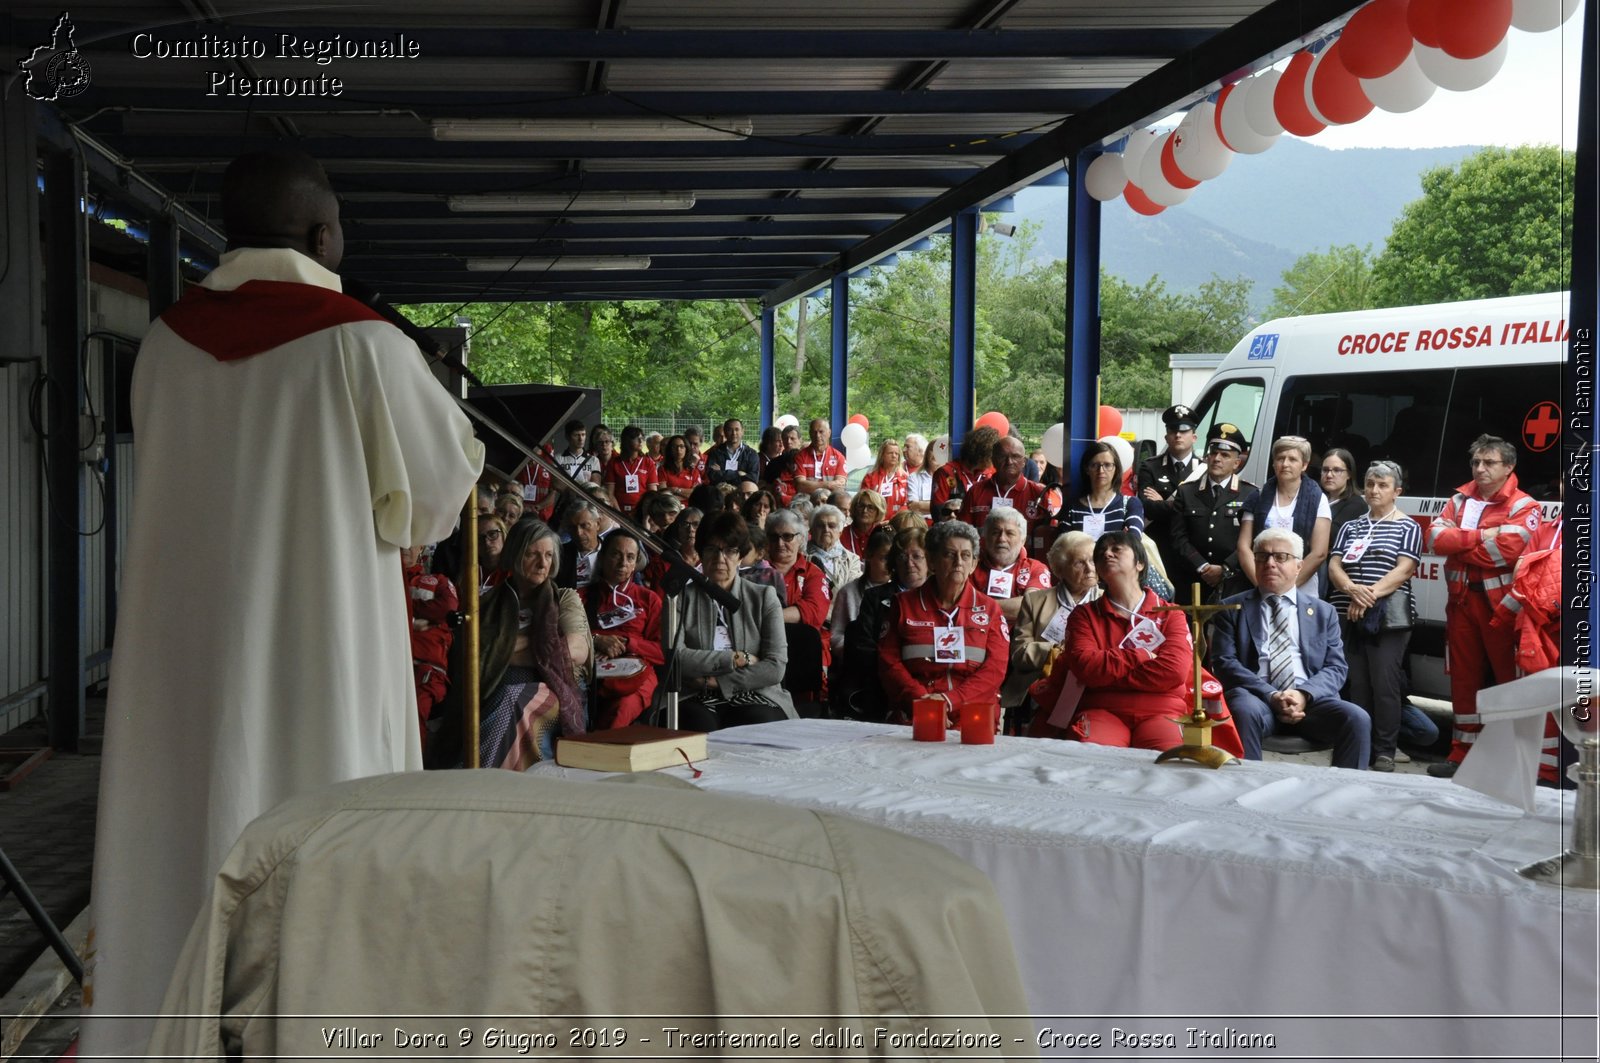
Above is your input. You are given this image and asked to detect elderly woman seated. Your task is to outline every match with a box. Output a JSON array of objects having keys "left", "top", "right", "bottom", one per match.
[
  {"left": 435, "top": 520, "right": 592, "bottom": 770},
  {"left": 765, "top": 507, "right": 832, "bottom": 698},
  {"left": 580, "top": 529, "right": 663, "bottom": 730},
  {"left": 664, "top": 511, "right": 795, "bottom": 730},
  {"left": 1002, "top": 531, "right": 1099, "bottom": 720},
  {"left": 807, "top": 504, "right": 863, "bottom": 597},
  {"left": 878, "top": 520, "right": 1010, "bottom": 726},
  {"left": 836, "top": 526, "right": 928, "bottom": 721},
  {"left": 842, "top": 488, "right": 887, "bottom": 557}
]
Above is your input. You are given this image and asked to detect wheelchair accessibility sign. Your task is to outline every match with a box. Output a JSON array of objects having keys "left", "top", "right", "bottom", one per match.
[{"left": 1247, "top": 333, "right": 1279, "bottom": 360}]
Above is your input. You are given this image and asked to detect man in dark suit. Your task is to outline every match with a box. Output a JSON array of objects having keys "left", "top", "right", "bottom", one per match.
[
  {"left": 1138, "top": 404, "right": 1202, "bottom": 554},
  {"left": 1166, "top": 422, "right": 1253, "bottom": 601},
  {"left": 1207, "top": 527, "right": 1371, "bottom": 769}
]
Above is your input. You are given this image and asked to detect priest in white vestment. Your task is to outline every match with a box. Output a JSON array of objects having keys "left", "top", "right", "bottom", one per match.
[{"left": 79, "top": 151, "right": 484, "bottom": 1056}]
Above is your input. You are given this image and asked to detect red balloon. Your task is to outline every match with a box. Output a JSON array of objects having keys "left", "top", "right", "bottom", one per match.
[
  {"left": 1160, "top": 133, "right": 1201, "bottom": 189},
  {"left": 1340, "top": 0, "right": 1413, "bottom": 79},
  {"left": 1274, "top": 51, "right": 1327, "bottom": 138},
  {"left": 1311, "top": 42, "right": 1375, "bottom": 124},
  {"left": 974, "top": 411, "right": 1010, "bottom": 435},
  {"left": 1123, "top": 183, "right": 1165, "bottom": 216},
  {"left": 848, "top": 414, "right": 869, "bottom": 429},
  {"left": 1097, "top": 405, "right": 1123, "bottom": 437},
  {"left": 1213, "top": 82, "right": 1238, "bottom": 151},
  {"left": 1407, "top": 0, "right": 1448, "bottom": 48},
  {"left": 1438, "top": 0, "right": 1513, "bottom": 59}
]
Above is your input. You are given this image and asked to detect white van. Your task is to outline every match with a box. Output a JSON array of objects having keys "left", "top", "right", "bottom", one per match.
[{"left": 1187, "top": 291, "right": 1567, "bottom": 697}]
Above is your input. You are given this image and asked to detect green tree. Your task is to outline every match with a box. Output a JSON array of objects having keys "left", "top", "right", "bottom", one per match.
[
  {"left": 1371, "top": 145, "right": 1573, "bottom": 305},
  {"left": 1266, "top": 244, "right": 1378, "bottom": 319}
]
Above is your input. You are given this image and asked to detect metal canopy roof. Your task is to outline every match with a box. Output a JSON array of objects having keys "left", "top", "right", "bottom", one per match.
[{"left": 8, "top": 0, "right": 1361, "bottom": 307}]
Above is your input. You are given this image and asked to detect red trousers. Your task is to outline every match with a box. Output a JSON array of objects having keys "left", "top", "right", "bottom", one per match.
[{"left": 1445, "top": 590, "right": 1518, "bottom": 763}]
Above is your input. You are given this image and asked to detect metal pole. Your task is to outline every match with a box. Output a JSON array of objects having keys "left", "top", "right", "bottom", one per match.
[{"left": 461, "top": 495, "right": 480, "bottom": 768}]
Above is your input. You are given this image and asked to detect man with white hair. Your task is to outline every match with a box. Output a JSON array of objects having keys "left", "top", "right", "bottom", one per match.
[
  {"left": 1207, "top": 528, "right": 1370, "bottom": 769},
  {"left": 971, "top": 506, "right": 1051, "bottom": 622}
]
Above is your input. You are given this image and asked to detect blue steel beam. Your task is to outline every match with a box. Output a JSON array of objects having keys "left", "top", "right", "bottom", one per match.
[
  {"left": 831, "top": 273, "right": 850, "bottom": 447},
  {"left": 348, "top": 197, "right": 936, "bottom": 221},
  {"left": 171, "top": 168, "right": 979, "bottom": 195},
  {"left": 760, "top": 307, "right": 777, "bottom": 430},
  {"left": 345, "top": 221, "right": 891, "bottom": 240},
  {"left": 949, "top": 210, "right": 978, "bottom": 449},
  {"left": 1062, "top": 147, "right": 1102, "bottom": 497}
]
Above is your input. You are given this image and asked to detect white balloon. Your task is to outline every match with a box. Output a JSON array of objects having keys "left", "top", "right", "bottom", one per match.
[
  {"left": 840, "top": 422, "right": 868, "bottom": 450},
  {"left": 1301, "top": 50, "right": 1335, "bottom": 126},
  {"left": 1360, "top": 48, "right": 1437, "bottom": 113},
  {"left": 1136, "top": 132, "right": 1193, "bottom": 207},
  {"left": 1083, "top": 152, "right": 1128, "bottom": 201},
  {"left": 774, "top": 413, "right": 799, "bottom": 430},
  {"left": 1511, "top": 0, "right": 1579, "bottom": 32},
  {"left": 1413, "top": 38, "right": 1508, "bottom": 93},
  {"left": 1098, "top": 435, "right": 1135, "bottom": 478},
  {"left": 1243, "top": 70, "right": 1286, "bottom": 137},
  {"left": 1219, "top": 77, "right": 1279, "bottom": 154},
  {"left": 845, "top": 444, "right": 874, "bottom": 473},
  {"left": 1040, "top": 423, "right": 1066, "bottom": 469},
  {"left": 1172, "top": 102, "right": 1233, "bottom": 181},
  {"left": 929, "top": 435, "right": 951, "bottom": 471},
  {"left": 1120, "top": 128, "right": 1160, "bottom": 175}
]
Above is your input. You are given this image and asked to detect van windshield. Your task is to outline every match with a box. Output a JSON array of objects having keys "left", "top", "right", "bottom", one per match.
[{"left": 1190, "top": 377, "right": 1265, "bottom": 453}]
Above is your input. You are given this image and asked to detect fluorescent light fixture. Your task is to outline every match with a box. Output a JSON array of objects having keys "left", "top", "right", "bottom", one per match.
[
  {"left": 448, "top": 192, "right": 696, "bottom": 213},
  {"left": 432, "top": 117, "right": 753, "bottom": 142},
  {"left": 466, "top": 256, "right": 651, "bottom": 272}
]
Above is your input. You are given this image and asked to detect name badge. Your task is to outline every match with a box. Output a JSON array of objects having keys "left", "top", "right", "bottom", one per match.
[
  {"left": 991, "top": 496, "right": 1013, "bottom": 509},
  {"left": 1461, "top": 498, "right": 1488, "bottom": 531},
  {"left": 724, "top": 458, "right": 739, "bottom": 472},
  {"left": 1041, "top": 605, "right": 1071, "bottom": 644},
  {"left": 933, "top": 625, "right": 966, "bottom": 663},
  {"left": 575, "top": 555, "right": 593, "bottom": 582},
  {"left": 597, "top": 604, "right": 636, "bottom": 629},
  {"left": 714, "top": 623, "right": 733, "bottom": 651},
  {"left": 521, "top": 483, "right": 540, "bottom": 501},
  {"left": 986, "top": 569, "right": 1014, "bottom": 598},
  {"left": 1081, "top": 513, "right": 1106, "bottom": 539},
  {"left": 624, "top": 473, "right": 641, "bottom": 495},
  {"left": 1342, "top": 535, "right": 1372, "bottom": 564}
]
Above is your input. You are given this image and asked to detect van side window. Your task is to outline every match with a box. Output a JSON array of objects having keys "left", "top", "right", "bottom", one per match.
[
  {"left": 1276, "top": 370, "right": 1452, "bottom": 498},
  {"left": 1442, "top": 366, "right": 1563, "bottom": 503},
  {"left": 1191, "top": 378, "right": 1264, "bottom": 450}
]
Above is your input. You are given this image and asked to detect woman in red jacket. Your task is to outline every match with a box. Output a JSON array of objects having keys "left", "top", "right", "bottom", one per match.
[
  {"left": 1061, "top": 530, "right": 1193, "bottom": 750},
  {"left": 879, "top": 520, "right": 1009, "bottom": 723},
  {"left": 580, "top": 530, "right": 664, "bottom": 729}
]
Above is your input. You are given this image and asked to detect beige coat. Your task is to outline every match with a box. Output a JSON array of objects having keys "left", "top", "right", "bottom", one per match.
[
  {"left": 1001, "top": 584, "right": 1101, "bottom": 707},
  {"left": 147, "top": 771, "right": 1036, "bottom": 1058}
]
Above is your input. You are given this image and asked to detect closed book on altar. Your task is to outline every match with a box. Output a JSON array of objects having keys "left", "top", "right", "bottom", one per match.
[{"left": 555, "top": 725, "right": 707, "bottom": 773}]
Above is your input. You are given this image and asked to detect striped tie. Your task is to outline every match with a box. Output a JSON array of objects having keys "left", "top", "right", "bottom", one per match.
[{"left": 1266, "top": 595, "right": 1297, "bottom": 692}]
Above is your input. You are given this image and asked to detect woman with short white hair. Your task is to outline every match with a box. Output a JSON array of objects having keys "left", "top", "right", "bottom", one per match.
[{"left": 807, "top": 503, "right": 863, "bottom": 595}]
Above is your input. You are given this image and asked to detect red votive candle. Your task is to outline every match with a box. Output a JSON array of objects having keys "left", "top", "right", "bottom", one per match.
[
  {"left": 960, "top": 701, "right": 997, "bottom": 745},
  {"left": 912, "top": 696, "right": 947, "bottom": 742}
]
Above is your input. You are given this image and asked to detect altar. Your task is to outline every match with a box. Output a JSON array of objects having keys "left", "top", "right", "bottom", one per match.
[{"left": 546, "top": 720, "right": 1598, "bottom": 1060}]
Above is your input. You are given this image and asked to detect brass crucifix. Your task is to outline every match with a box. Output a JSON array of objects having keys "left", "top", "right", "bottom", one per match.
[{"left": 1151, "top": 583, "right": 1240, "bottom": 768}]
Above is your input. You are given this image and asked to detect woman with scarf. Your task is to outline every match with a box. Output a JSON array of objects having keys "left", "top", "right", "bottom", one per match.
[
  {"left": 806, "top": 504, "right": 863, "bottom": 597},
  {"left": 1236, "top": 435, "right": 1331, "bottom": 597}
]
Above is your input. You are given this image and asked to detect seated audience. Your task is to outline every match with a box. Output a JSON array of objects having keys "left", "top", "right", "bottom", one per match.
[
  {"left": 643, "top": 512, "right": 700, "bottom": 593},
  {"left": 663, "top": 511, "right": 795, "bottom": 730},
  {"left": 1001, "top": 531, "right": 1099, "bottom": 714},
  {"left": 860, "top": 439, "right": 908, "bottom": 519},
  {"left": 808, "top": 504, "right": 863, "bottom": 596},
  {"left": 1208, "top": 528, "right": 1370, "bottom": 769},
  {"left": 586, "top": 424, "right": 616, "bottom": 484},
  {"left": 842, "top": 489, "right": 886, "bottom": 557},
  {"left": 741, "top": 487, "right": 780, "bottom": 530},
  {"left": 402, "top": 543, "right": 457, "bottom": 755},
  {"left": 1056, "top": 531, "right": 1194, "bottom": 751},
  {"left": 830, "top": 526, "right": 896, "bottom": 655},
  {"left": 961, "top": 435, "right": 1049, "bottom": 535},
  {"left": 477, "top": 515, "right": 508, "bottom": 592},
  {"left": 638, "top": 491, "right": 683, "bottom": 535},
  {"left": 879, "top": 519, "right": 1009, "bottom": 725},
  {"left": 765, "top": 508, "right": 831, "bottom": 636},
  {"left": 971, "top": 506, "right": 1051, "bottom": 622},
  {"left": 495, "top": 490, "right": 524, "bottom": 529},
  {"left": 581, "top": 529, "right": 664, "bottom": 729},
  {"left": 704, "top": 417, "right": 761, "bottom": 486}
]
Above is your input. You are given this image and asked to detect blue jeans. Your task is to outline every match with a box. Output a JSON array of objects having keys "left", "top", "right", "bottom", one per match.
[{"left": 1398, "top": 701, "right": 1440, "bottom": 748}]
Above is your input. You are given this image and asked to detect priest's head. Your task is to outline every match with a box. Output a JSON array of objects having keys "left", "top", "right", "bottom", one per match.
[{"left": 221, "top": 150, "right": 344, "bottom": 271}]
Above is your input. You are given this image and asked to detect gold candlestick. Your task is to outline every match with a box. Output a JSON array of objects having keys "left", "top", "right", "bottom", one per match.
[{"left": 1152, "top": 584, "right": 1240, "bottom": 769}]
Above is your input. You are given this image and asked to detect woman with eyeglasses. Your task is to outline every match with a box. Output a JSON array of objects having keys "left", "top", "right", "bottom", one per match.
[
  {"left": 1004, "top": 531, "right": 1100, "bottom": 716},
  {"left": 1057, "top": 441, "right": 1147, "bottom": 540},
  {"left": 879, "top": 519, "right": 1009, "bottom": 725},
  {"left": 1316, "top": 446, "right": 1367, "bottom": 596},
  {"left": 476, "top": 515, "right": 508, "bottom": 592},
  {"left": 1236, "top": 435, "right": 1331, "bottom": 597},
  {"left": 663, "top": 511, "right": 795, "bottom": 730},
  {"left": 1327, "top": 461, "right": 1420, "bottom": 772},
  {"left": 586, "top": 424, "right": 615, "bottom": 485}
]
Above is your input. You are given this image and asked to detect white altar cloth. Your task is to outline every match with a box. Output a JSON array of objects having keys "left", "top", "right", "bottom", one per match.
[{"left": 542, "top": 721, "right": 1598, "bottom": 1060}]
